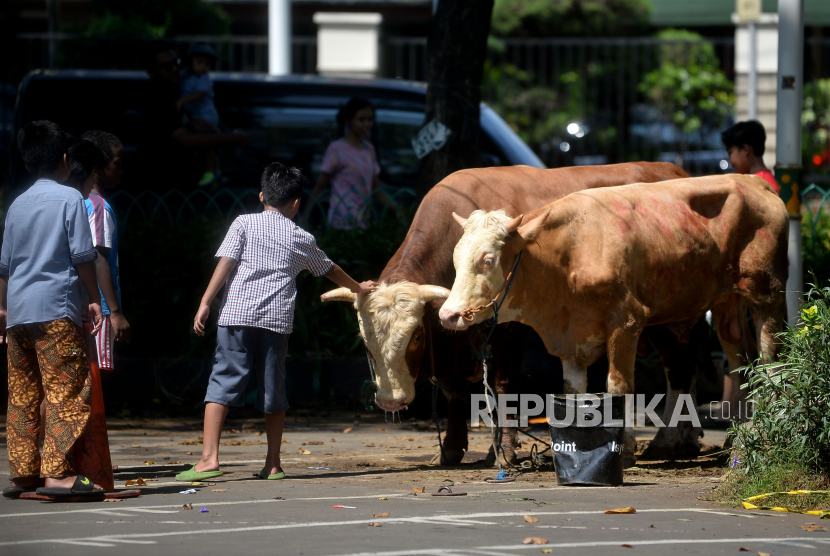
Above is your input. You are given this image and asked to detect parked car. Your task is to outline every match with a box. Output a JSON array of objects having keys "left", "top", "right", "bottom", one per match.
[{"left": 6, "top": 71, "right": 544, "bottom": 203}]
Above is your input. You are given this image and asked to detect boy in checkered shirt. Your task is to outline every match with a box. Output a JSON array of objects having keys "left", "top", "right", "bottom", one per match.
[{"left": 179, "top": 162, "right": 376, "bottom": 482}]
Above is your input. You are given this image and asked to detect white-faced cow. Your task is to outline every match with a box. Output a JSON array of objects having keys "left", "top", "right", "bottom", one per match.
[
  {"left": 322, "top": 163, "right": 700, "bottom": 465},
  {"left": 438, "top": 174, "right": 788, "bottom": 463}
]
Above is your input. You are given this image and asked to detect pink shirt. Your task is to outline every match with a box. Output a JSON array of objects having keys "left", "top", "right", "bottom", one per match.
[
  {"left": 321, "top": 138, "right": 381, "bottom": 229},
  {"left": 754, "top": 169, "right": 780, "bottom": 194}
]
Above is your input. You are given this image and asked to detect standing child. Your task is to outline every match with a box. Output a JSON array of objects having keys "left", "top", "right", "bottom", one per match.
[
  {"left": 1, "top": 121, "right": 104, "bottom": 499},
  {"left": 79, "top": 131, "right": 132, "bottom": 367},
  {"left": 179, "top": 162, "right": 376, "bottom": 482},
  {"left": 306, "top": 97, "right": 393, "bottom": 229},
  {"left": 721, "top": 120, "right": 780, "bottom": 193},
  {"left": 177, "top": 42, "right": 224, "bottom": 187}
]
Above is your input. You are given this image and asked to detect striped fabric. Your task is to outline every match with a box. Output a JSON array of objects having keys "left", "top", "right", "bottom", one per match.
[
  {"left": 84, "top": 192, "right": 121, "bottom": 316},
  {"left": 215, "top": 211, "right": 333, "bottom": 334},
  {"left": 94, "top": 315, "right": 114, "bottom": 371}
]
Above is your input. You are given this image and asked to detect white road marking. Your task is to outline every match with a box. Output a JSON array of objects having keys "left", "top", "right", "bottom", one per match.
[
  {"left": 328, "top": 538, "right": 830, "bottom": 556},
  {"left": 0, "top": 509, "right": 772, "bottom": 548}
]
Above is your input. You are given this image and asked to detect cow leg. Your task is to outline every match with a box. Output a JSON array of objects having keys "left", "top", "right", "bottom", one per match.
[
  {"left": 750, "top": 303, "right": 785, "bottom": 363},
  {"left": 713, "top": 297, "right": 757, "bottom": 421},
  {"left": 489, "top": 323, "right": 530, "bottom": 466},
  {"left": 562, "top": 359, "right": 588, "bottom": 394},
  {"left": 430, "top": 377, "right": 470, "bottom": 466},
  {"left": 641, "top": 371, "right": 701, "bottom": 460},
  {"left": 606, "top": 317, "right": 644, "bottom": 468}
]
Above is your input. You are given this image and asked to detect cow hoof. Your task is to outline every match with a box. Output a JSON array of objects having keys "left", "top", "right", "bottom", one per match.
[
  {"left": 500, "top": 445, "right": 519, "bottom": 466},
  {"left": 429, "top": 449, "right": 465, "bottom": 466},
  {"left": 483, "top": 446, "right": 497, "bottom": 468},
  {"left": 623, "top": 453, "right": 637, "bottom": 468}
]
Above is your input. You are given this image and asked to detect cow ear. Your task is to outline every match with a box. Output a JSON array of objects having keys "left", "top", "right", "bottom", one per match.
[
  {"left": 516, "top": 206, "right": 551, "bottom": 242},
  {"left": 452, "top": 212, "right": 467, "bottom": 227}
]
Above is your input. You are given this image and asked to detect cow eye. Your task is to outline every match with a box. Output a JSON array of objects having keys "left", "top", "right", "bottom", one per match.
[
  {"left": 483, "top": 257, "right": 494, "bottom": 266},
  {"left": 413, "top": 334, "right": 422, "bottom": 343}
]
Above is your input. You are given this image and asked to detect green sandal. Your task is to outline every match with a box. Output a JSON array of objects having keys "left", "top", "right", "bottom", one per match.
[
  {"left": 258, "top": 467, "right": 285, "bottom": 480},
  {"left": 175, "top": 465, "right": 223, "bottom": 482}
]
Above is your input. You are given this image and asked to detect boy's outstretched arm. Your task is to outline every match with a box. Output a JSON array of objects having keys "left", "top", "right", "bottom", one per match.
[
  {"left": 324, "top": 263, "right": 377, "bottom": 295},
  {"left": 194, "top": 257, "right": 238, "bottom": 336}
]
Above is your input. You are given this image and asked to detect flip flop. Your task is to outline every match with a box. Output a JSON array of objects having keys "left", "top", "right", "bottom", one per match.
[
  {"left": 257, "top": 467, "right": 286, "bottom": 480},
  {"left": 3, "top": 484, "right": 38, "bottom": 499},
  {"left": 35, "top": 475, "right": 105, "bottom": 497},
  {"left": 175, "top": 465, "right": 223, "bottom": 482}
]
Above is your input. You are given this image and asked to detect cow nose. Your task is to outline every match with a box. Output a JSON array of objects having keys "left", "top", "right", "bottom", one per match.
[{"left": 439, "top": 308, "right": 465, "bottom": 329}]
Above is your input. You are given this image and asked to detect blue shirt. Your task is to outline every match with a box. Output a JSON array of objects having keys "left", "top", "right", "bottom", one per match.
[
  {"left": 0, "top": 179, "right": 98, "bottom": 328},
  {"left": 85, "top": 193, "right": 120, "bottom": 315},
  {"left": 181, "top": 72, "right": 220, "bottom": 126}
]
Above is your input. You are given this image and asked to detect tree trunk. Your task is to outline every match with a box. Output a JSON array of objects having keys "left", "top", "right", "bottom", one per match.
[{"left": 416, "top": 0, "right": 495, "bottom": 200}]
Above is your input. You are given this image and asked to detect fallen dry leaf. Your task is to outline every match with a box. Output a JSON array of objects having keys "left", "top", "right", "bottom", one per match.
[
  {"left": 524, "top": 516, "right": 539, "bottom": 523},
  {"left": 186, "top": 452, "right": 194, "bottom": 455},
  {"left": 212, "top": 489, "right": 227, "bottom": 492},
  {"left": 372, "top": 510, "right": 390, "bottom": 517},
  {"left": 303, "top": 441, "right": 324, "bottom": 445},
  {"left": 566, "top": 518, "right": 572, "bottom": 521},
  {"left": 604, "top": 507, "right": 636, "bottom": 514},
  {"left": 369, "top": 522, "right": 381, "bottom": 527},
  {"left": 182, "top": 503, "right": 193, "bottom": 510},
  {"left": 103, "top": 498, "right": 123, "bottom": 502},
  {"left": 522, "top": 537, "right": 548, "bottom": 545},
  {"left": 541, "top": 550, "right": 553, "bottom": 554},
  {"left": 190, "top": 482, "right": 205, "bottom": 486},
  {"left": 621, "top": 545, "right": 633, "bottom": 549},
  {"left": 125, "top": 478, "right": 147, "bottom": 487},
  {"left": 143, "top": 461, "right": 154, "bottom": 465},
  {"left": 281, "top": 439, "right": 290, "bottom": 444},
  {"left": 801, "top": 523, "right": 828, "bottom": 532},
  {"left": 343, "top": 427, "right": 352, "bottom": 434},
  {"left": 758, "top": 553, "right": 770, "bottom": 556},
  {"left": 411, "top": 486, "right": 426, "bottom": 493},
  {"left": 739, "top": 548, "right": 755, "bottom": 553},
  {"left": 180, "top": 437, "right": 203, "bottom": 445},
  {"left": 378, "top": 428, "right": 386, "bottom": 431},
  {"left": 298, "top": 448, "right": 311, "bottom": 455},
  {"left": 274, "top": 496, "right": 284, "bottom": 500},
  {"left": 130, "top": 444, "right": 141, "bottom": 448},
  {"left": 221, "top": 439, "right": 266, "bottom": 446},
  {"left": 378, "top": 497, "right": 388, "bottom": 501},
  {"left": 208, "top": 483, "right": 216, "bottom": 486},
  {"left": 649, "top": 524, "right": 655, "bottom": 528},
  {"left": 256, "top": 431, "right": 263, "bottom": 436}
]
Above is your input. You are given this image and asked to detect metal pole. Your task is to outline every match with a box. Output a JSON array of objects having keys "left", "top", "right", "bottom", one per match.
[
  {"left": 268, "top": 0, "right": 291, "bottom": 75},
  {"left": 47, "top": 0, "right": 59, "bottom": 69},
  {"left": 775, "top": 0, "right": 804, "bottom": 326},
  {"left": 748, "top": 21, "right": 757, "bottom": 120}
]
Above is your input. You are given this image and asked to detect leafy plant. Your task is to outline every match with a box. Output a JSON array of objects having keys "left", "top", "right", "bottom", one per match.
[
  {"left": 727, "top": 281, "right": 830, "bottom": 477},
  {"left": 491, "top": 0, "right": 651, "bottom": 38},
  {"left": 638, "top": 30, "right": 734, "bottom": 136},
  {"left": 802, "top": 78, "right": 830, "bottom": 174}
]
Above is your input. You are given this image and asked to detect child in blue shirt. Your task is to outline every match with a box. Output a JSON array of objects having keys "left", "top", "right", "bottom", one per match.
[{"left": 1, "top": 121, "right": 105, "bottom": 499}]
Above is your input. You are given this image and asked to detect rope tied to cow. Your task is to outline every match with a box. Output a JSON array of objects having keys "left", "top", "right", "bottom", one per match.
[{"left": 459, "top": 251, "right": 523, "bottom": 322}]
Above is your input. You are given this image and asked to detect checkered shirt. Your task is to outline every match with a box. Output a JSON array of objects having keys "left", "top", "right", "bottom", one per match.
[{"left": 215, "top": 211, "right": 333, "bottom": 333}]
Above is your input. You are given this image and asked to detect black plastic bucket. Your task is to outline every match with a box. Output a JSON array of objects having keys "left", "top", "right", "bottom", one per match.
[{"left": 548, "top": 394, "right": 626, "bottom": 486}]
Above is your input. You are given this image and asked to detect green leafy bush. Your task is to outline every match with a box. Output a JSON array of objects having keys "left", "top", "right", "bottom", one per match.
[
  {"left": 727, "top": 283, "right": 830, "bottom": 476},
  {"left": 491, "top": 0, "right": 651, "bottom": 38},
  {"left": 802, "top": 78, "right": 830, "bottom": 174},
  {"left": 638, "top": 30, "right": 734, "bottom": 136}
]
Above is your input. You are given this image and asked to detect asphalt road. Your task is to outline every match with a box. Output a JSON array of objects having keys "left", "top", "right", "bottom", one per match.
[{"left": 1, "top": 413, "right": 827, "bottom": 556}]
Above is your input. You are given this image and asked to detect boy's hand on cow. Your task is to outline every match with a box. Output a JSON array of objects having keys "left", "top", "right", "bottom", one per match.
[
  {"left": 194, "top": 303, "right": 210, "bottom": 336},
  {"left": 88, "top": 303, "right": 104, "bottom": 336},
  {"left": 353, "top": 281, "right": 378, "bottom": 295},
  {"left": 111, "top": 310, "right": 131, "bottom": 342}
]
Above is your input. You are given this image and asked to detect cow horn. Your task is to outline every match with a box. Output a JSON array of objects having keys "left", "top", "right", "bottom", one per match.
[
  {"left": 452, "top": 212, "right": 467, "bottom": 227},
  {"left": 320, "top": 287, "right": 357, "bottom": 303},
  {"left": 505, "top": 214, "right": 523, "bottom": 233},
  {"left": 419, "top": 285, "right": 450, "bottom": 302}
]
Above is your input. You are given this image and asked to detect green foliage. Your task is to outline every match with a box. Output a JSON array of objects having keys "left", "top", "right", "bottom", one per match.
[
  {"left": 638, "top": 30, "right": 734, "bottom": 135},
  {"left": 803, "top": 79, "right": 830, "bottom": 172},
  {"left": 491, "top": 0, "right": 651, "bottom": 38},
  {"left": 802, "top": 203, "right": 830, "bottom": 289},
  {"left": 75, "top": 0, "right": 231, "bottom": 37},
  {"left": 714, "top": 462, "right": 829, "bottom": 511},
  {"left": 727, "top": 282, "right": 830, "bottom": 477}
]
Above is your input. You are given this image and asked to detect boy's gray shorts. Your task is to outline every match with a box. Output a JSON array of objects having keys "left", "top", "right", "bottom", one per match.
[{"left": 205, "top": 326, "right": 289, "bottom": 414}]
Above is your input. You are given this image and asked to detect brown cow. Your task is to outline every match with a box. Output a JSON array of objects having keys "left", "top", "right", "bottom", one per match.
[
  {"left": 439, "top": 174, "right": 788, "bottom": 463},
  {"left": 322, "top": 162, "right": 696, "bottom": 466}
]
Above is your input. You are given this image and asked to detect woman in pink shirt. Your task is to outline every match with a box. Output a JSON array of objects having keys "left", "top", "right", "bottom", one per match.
[{"left": 307, "top": 97, "right": 393, "bottom": 229}]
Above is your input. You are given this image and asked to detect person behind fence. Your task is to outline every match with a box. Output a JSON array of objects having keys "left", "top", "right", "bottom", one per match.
[
  {"left": 79, "top": 131, "right": 132, "bottom": 366},
  {"left": 177, "top": 42, "right": 225, "bottom": 188},
  {"left": 179, "top": 162, "right": 377, "bottom": 483},
  {"left": 721, "top": 120, "right": 780, "bottom": 194},
  {"left": 306, "top": 97, "right": 394, "bottom": 229},
  {"left": 1, "top": 121, "right": 105, "bottom": 500}
]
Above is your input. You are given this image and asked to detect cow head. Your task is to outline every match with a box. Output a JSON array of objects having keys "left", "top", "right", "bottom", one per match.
[
  {"left": 439, "top": 208, "right": 550, "bottom": 330},
  {"left": 321, "top": 282, "right": 450, "bottom": 412}
]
